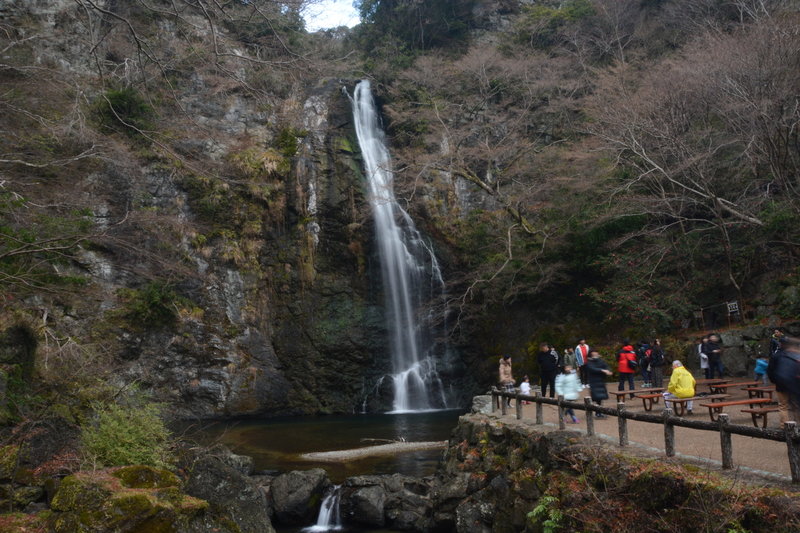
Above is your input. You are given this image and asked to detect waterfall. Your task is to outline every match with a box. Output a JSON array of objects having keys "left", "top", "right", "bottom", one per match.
[
  {"left": 350, "top": 80, "right": 449, "bottom": 412},
  {"left": 302, "top": 485, "right": 343, "bottom": 532}
]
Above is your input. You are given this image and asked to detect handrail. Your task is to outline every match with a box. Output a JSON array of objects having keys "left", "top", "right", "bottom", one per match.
[{"left": 490, "top": 388, "right": 800, "bottom": 483}]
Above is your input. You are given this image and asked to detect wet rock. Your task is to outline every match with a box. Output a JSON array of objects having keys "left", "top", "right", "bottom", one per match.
[
  {"left": 348, "top": 485, "right": 386, "bottom": 527},
  {"left": 270, "top": 468, "right": 330, "bottom": 525}
]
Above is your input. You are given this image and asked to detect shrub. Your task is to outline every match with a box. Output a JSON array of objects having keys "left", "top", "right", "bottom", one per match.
[
  {"left": 117, "top": 281, "right": 181, "bottom": 328},
  {"left": 81, "top": 401, "right": 174, "bottom": 469},
  {"left": 93, "top": 87, "right": 153, "bottom": 136}
]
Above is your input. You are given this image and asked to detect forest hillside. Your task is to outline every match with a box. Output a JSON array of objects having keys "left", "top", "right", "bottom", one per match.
[{"left": 0, "top": 0, "right": 799, "bottom": 423}]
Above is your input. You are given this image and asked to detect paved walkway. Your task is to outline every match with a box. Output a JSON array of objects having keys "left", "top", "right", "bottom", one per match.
[{"left": 500, "top": 379, "right": 796, "bottom": 487}]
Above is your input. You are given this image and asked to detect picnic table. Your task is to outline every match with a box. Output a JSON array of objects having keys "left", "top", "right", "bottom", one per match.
[
  {"left": 698, "top": 397, "right": 772, "bottom": 421},
  {"left": 708, "top": 380, "right": 761, "bottom": 394},
  {"left": 743, "top": 385, "right": 775, "bottom": 400},
  {"left": 611, "top": 388, "right": 665, "bottom": 403},
  {"left": 665, "top": 393, "right": 730, "bottom": 416},
  {"left": 695, "top": 378, "right": 731, "bottom": 385}
]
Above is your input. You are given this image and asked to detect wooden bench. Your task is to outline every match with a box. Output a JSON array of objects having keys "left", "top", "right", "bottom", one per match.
[
  {"left": 635, "top": 393, "right": 662, "bottom": 411},
  {"left": 708, "top": 380, "right": 761, "bottom": 394},
  {"left": 743, "top": 386, "right": 775, "bottom": 400},
  {"left": 666, "top": 394, "right": 730, "bottom": 416},
  {"left": 741, "top": 406, "right": 780, "bottom": 428},
  {"left": 695, "top": 378, "right": 731, "bottom": 385},
  {"left": 698, "top": 398, "right": 772, "bottom": 421},
  {"left": 611, "top": 387, "right": 665, "bottom": 402}
]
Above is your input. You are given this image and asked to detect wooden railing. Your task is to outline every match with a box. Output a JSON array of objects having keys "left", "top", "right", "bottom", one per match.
[{"left": 491, "top": 389, "right": 800, "bottom": 483}]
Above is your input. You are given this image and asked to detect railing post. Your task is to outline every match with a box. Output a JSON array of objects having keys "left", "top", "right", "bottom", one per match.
[
  {"left": 516, "top": 394, "right": 523, "bottom": 420},
  {"left": 719, "top": 413, "right": 733, "bottom": 470},
  {"left": 663, "top": 407, "right": 675, "bottom": 457},
  {"left": 491, "top": 390, "right": 498, "bottom": 413},
  {"left": 785, "top": 421, "right": 800, "bottom": 483},
  {"left": 618, "top": 401, "right": 628, "bottom": 447},
  {"left": 535, "top": 391, "right": 543, "bottom": 425},
  {"left": 500, "top": 392, "right": 507, "bottom": 416},
  {"left": 557, "top": 395, "right": 565, "bottom": 430},
  {"left": 584, "top": 397, "right": 595, "bottom": 436}
]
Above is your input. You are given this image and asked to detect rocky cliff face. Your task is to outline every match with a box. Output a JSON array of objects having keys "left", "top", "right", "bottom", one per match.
[{"left": 0, "top": 1, "right": 465, "bottom": 418}]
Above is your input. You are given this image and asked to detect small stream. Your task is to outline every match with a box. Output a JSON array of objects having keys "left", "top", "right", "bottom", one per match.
[{"left": 177, "top": 410, "right": 463, "bottom": 483}]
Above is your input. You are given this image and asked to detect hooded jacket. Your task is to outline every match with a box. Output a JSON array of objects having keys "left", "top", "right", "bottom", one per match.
[
  {"left": 499, "top": 358, "right": 514, "bottom": 385},
  {"left": 555, "top": 371, "right": 582, "bottom": 401},
  {"left": 667, "top": 365, "right": 696, "bottom": 398},
  {"left": 618, "top": 345, "right": 637, "bottom": 374}
]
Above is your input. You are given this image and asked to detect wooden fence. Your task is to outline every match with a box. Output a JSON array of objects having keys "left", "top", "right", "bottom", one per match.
[{"left": 491, "top": 389, "right": 800, "bottom": 483}]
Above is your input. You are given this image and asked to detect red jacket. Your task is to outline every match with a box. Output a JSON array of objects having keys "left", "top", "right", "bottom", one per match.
[{"left": 618, "top": 345, "right": 637, "bottom": 374}]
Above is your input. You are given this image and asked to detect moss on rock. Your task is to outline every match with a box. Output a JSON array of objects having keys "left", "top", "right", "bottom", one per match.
[
  {"left": 112, "top": 465, "right": 181, "bottom": 490},
  {"left": 47, "top": 468, "right": 212, "bottom": 533},
  {"left": 0, "top": 446, "right": 19, "bottom": 480}
]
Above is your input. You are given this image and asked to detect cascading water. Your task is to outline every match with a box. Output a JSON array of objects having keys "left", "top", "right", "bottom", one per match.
[
  {"left": 350, "top": 80, "right": 449, "bottom": 412},
  {"left": 302, "top": 485, "right": 343, "bottom": 532}
]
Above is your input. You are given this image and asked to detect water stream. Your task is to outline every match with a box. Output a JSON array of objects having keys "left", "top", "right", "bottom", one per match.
[
  {"left": 350, "top": 80, "right": 449, "bottom": 412},
  {"left": 302, "top": 485, "right": 343, "bottom": 532}
]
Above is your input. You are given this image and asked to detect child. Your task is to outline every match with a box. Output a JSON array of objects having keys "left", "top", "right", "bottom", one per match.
[
  {"left": 519, "top": 375, "right": 532, "bottom": 404},
  {"left": 555, "top": 365, "right": 583, "bottom": 423},
  {"left": 754, "top": 355, "right": 769, "bottom": 385}
]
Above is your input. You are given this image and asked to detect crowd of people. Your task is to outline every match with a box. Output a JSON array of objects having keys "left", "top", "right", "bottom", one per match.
[{"left": 497, "top": 329, "right": 800, "bottom": 425}]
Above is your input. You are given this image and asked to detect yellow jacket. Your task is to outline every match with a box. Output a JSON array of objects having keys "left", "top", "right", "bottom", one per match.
[{"left": 668, "top": 365, "right": 696, "bottom": 398}]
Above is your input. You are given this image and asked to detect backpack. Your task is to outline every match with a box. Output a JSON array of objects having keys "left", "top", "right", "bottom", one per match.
[
  {"left": 620, "top": 350, "right": 637, "bottom": 369},
  {"left": 771, "top": 350, "right": 800, "bottom": 395}
]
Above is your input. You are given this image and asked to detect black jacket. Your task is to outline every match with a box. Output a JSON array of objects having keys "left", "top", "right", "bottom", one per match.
[
  {"left": 586, "top": 357, "right": 610, "bottom": 401},
  {"left": 538, "top": 349, "right": 559, "bottom": 374}
]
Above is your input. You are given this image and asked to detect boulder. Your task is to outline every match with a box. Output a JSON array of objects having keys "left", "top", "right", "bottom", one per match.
[
  {"left": 471, "top": 395, "right": 493, "bottom": 414},
  {"left": 47, "top": 467, "right": 229, "bottom": 533},
  {"left": 348, "top": 485, "right": 386, "bottom": 527},
  {"left": 270, "top": 468, "right": 329, "bottom": 525},
  {"left": 343, "top": 473, "right": 431, "bottom": 531},
  {"left": 455, "top": 495, "right": 493, "bottom": 533},
  {"left": 183, "top": 454, "right": 274, "bottom": 533}
]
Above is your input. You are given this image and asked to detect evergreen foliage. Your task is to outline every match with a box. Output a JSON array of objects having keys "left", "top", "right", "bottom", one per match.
[
  {"left": 81, "top": 400, "right": 174, "bottom": 469},
  {"left": 354, "top": 0, "right": 476, "bottom": 69}
]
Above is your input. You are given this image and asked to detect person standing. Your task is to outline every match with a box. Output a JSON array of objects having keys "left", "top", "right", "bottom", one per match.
[
  {"left": 770, "top": 328, "right": 785, "bottom": 356},
  {"left": 537, "top": 343, "right": 559, "bottom": 398},
  {"left": 637, "top": 339, "right": 652, "bottom": 388},
  {"left": 768, "top": 336, "right": 800, "bottom": 425},
  {"left": 663, "top": 360, "right": 696, "bottom": 414},
  {"left": 586, "top": 349, "right": 612, "bottom": 418},
  {"left": 698, "top": 336, "right": 710, "bottom": 379},
  {"left": 555, "top": 365, "right": 582, "bottom": 423},
  {"left": 498, "top": 354, "right": 514, "bottom": 407},
  {"left": 575, "top": 338, "right": 590, "bottom": 387},
  {"left": 562, "top": 347, "right": 577, "bottom": 370},
  {"left": 617, "top": 340, "right": 637, "bottom": 391},
  {"left": 650, "top": 338, "right": 666, "bottom": 388},
  {"left": 706, "top": 334, "right": 724, "bottom": 379}
]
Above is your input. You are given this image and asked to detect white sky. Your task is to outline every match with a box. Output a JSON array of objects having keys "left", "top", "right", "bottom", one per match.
[{"left": 303, "top": 0, "right": 360, "bottom": 31}]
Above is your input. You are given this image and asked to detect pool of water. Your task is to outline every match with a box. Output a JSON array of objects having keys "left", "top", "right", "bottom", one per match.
[{"left": 177, "top": 410, "right": 463, "bottom": 483}]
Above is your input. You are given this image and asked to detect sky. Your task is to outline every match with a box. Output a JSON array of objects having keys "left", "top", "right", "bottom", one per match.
[{"left": 303, "top": 0, "right": 361, "bottom": 31}]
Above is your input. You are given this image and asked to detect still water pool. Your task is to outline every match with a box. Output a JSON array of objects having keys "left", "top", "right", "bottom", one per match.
[{"left": 178, "top": 410, "right": 464, "bottom": 483}]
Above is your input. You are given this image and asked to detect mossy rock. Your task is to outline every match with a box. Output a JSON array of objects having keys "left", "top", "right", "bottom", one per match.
[
  {"left": 49, "top": 469, "right": 210, "bottom": 532},
  {"left": 0, "top": 446, "right": 19, "bottom": 480},
  {"left": 49, "top": 473, "right": 114, "bottom": 512},
  {"left": 112, "top": 465, "right": 181, "bottom": 489}
]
